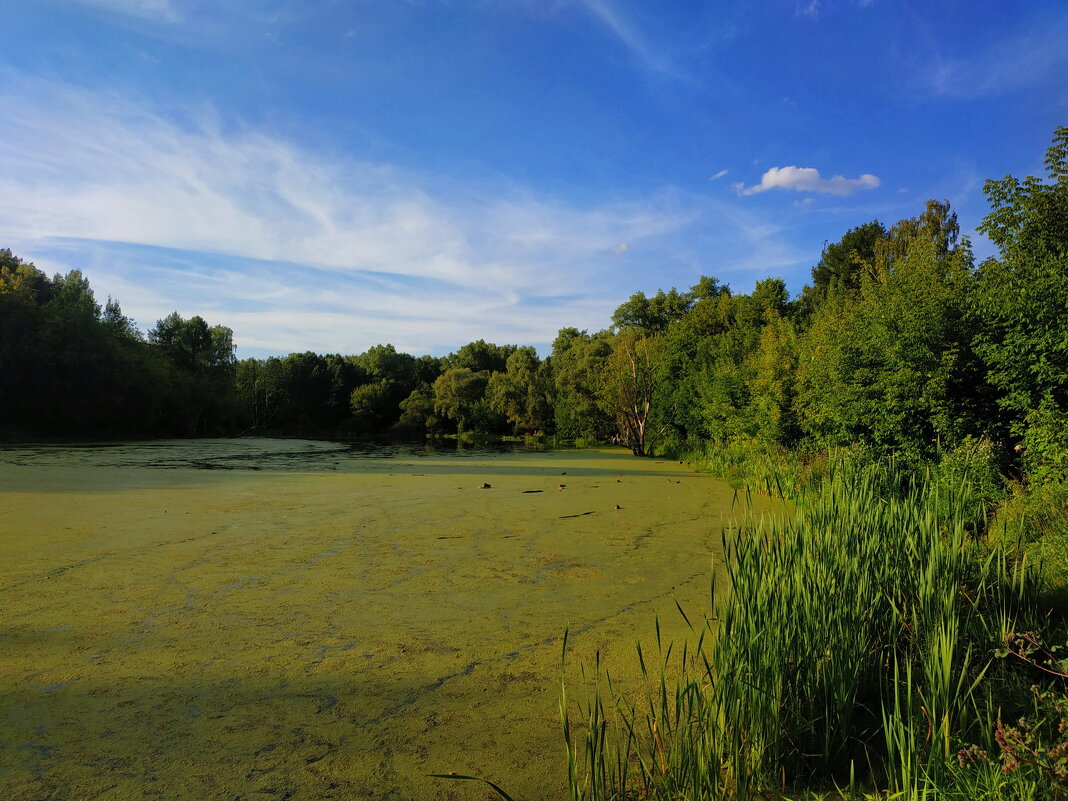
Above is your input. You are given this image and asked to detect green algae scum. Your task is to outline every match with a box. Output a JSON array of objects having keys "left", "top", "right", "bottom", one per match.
[{"left": 0, "top": 439, "right": 781, "bottom": 800}]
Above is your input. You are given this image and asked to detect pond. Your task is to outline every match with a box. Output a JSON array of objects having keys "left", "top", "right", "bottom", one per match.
[{"left": 0, "top": 438, "right": 781, "bottom": 800}]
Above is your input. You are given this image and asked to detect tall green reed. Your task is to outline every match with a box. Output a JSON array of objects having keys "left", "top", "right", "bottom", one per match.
[{"left": 562, "top": 456, "right": 1039, "bottom": 800}]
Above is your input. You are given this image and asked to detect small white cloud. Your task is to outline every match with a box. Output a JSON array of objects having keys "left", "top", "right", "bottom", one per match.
[
  {"left": 611, "top": 242, "right": 630, "bottom": 256},
  {"left": 797, "top": 0, "right": 821, "bottom": 19},
  {"left": 710, "top": 169, "right": 728, "bottom": 181},
  {"left": 735, "top": 166, "right": 880, "bottom": 196},
  {"left": 794, "top": 197, "right": 815, "bottom": 208}
]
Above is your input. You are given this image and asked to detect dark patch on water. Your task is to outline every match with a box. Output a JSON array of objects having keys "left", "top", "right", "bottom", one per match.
[{"left": 0, "top": 437, "right": 556, "bottom": 475}]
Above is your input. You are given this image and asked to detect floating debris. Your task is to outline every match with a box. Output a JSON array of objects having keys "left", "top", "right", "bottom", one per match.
[{"left": 478, "top": 482, "right": 492, "bottom": 489}]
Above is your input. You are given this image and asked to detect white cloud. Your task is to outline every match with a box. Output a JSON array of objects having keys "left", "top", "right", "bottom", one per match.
[
  {"left": 733, "top": 166, "right": 880, "bottom": 196},
  {"left": 1, "top": 77, "right": 676, "bottom": 293},
  {"left": 711, "top": 169, "right": 728, "bottom": 180},
  {"left": 3, "top": 74, "right": 753, "bottom": 354}
]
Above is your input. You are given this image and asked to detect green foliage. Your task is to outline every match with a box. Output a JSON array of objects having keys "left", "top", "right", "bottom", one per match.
[
  {"left": 973, "top": 126, "right": 1068, "bottom": 484},
  {"left": 433, "top": 367, "right": 492, "bottom": 434},
  {"left": 350, "top": 378, "right": 400, "bottom": 431},
  {"left": 599, "top": 329, "right": 671, "bottom": 456},
  {"left": 796, "top": 205, "right": 979, "bottom": 458},
  {"left": 562, "top": 456, "right": 1062, "bottom": 801},
  {"left": 444, "top": 339, "right": 515, "bottom": 374},
  {"left": 551, "top": 328, "right": 614, "bottom": 441},
  {"left": 149, "top": 312, "right": 237, "bottom": 436},
  {"left": 928, "top": 436, "right": 1004, "bottom": 534},
  {"left": 487, "top": 346, "right": 553, "bottom": 435},
  {"left": 612, "top": 287, "right": 694, "bottom": 334},
  {"left": 1019, "top": 407, "right": 1068, "bottom": 486},
  {"left": 0, "top": 253, "right": 198, "bottom": 438},
  {"left": 794, "top": 220, "right": 885, "bottom": 321},
  {"left": 396, "top": 384, "right": 439, "bottom": 434}
]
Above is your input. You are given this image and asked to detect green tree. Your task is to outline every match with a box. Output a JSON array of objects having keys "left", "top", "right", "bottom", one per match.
[
  {"left": 350, "top": 379, "right": 400, "bottom": 432},
  {"left": 396, "top": 385, "right": 440, "bottom": 434},
  {"left": 796, "top": 202, "right": 977, "bottom": 456},
  {"left": 973, "top": 126, "right": 1068, "bottom": 480},
  {"left": 433, "top": 368, "right": 491, "bottom": 433},
  {"left": 550, "top": 327, "right": 613, "bottom": 440},
  {"left": 794, "top": 220, "right": 885, "bottom": 322},
  {"left": 746, "top": 310, "right": 800, "bottom": 446},
  {"left": 149, "top": 313, "right": 236, "bottom": 436},
  {"left": 487, "top": 347, "right": 552, "bottom": 435},
  {"left": 611, "top": 288, "right": 693, "bottom": 334},
  {"left": 445, "top": 339, "right": 515, "bottom": 374},
  {"left": 600, "top": 330, "right": 670, "bottom": 456}
]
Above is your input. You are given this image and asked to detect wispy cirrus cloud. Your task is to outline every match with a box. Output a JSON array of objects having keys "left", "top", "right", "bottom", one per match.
[
  {"left": 2, "top": 73, "right": 801, "bottom": 355},
  {"left": 924, "top": 16, "right": 1068, "bottom": 98},
  {"left": 733, "top": 166, "right": 880, "bottom": 196},
  {"left": 574, "top": 0, "right": 685, "bottom": 79},
  {"left": 0, "top": 75, "right": 689, "bottom": 294}
]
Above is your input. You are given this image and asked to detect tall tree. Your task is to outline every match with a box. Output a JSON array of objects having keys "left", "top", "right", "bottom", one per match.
[
  {"left": 149, "top": 313, "right": 236, "bottom": 436},
  {"left": 487, "top": 347, "right": 552, "bottom": 435},
  {"left": 796, "top": 202, "right": 976, "bottom": 457},
  {"left": 433, "top": 368, "right": 492, "bottom": 434},
  {"left": 600, "top": 330, "right": 670, "bottom": 456},
  {"left": 550, "top": 327, "right": 613, "bottom": 440},
  {"left": 973, "top": 126, "right": 1068, "bottom": 482}
]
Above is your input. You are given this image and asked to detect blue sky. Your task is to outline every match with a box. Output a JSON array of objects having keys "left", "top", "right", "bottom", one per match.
[{"left": 2, "top": 0, "right": 1066, "bottom": 358}]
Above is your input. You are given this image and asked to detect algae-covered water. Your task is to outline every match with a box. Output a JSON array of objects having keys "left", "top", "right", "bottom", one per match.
[{"left": 0, "top": 439, "right": 781, "bottom": 800}]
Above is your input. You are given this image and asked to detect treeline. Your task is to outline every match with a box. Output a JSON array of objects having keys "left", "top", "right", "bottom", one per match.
[
  {"left": 0, "top": 253, "right": 237, "bottom": 439},
  {"left": 2, "top": 129, "right": 1066, "bottom": 487}
]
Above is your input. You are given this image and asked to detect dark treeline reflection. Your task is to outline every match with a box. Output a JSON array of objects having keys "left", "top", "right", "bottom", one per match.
[{"left": 2, "top": 128, "right": 1065, "bottom": 484}]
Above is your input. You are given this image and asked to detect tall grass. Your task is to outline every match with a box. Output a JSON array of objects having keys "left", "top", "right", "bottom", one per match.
[{"left": 561, "top": 454, "right": 1062, "bottom": 799}]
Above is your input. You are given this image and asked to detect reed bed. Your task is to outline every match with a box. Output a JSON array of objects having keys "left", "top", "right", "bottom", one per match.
[{"left": 561, "top": 454, "right": 1065, "bottom": 800}]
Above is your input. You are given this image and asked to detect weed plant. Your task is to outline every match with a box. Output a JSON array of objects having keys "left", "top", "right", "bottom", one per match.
[{"left": 562, "top": 448, "right": 1067, "bottom": 800}]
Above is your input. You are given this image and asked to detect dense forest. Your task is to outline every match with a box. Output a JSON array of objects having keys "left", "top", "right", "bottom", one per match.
[{"left": 3, "top": 130, "right": 1065, "bottom": 483}]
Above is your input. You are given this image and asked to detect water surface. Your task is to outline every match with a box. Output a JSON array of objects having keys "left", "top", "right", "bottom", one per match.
[{"left": 0, "top": 438, "right": 780, "bottom": 800}]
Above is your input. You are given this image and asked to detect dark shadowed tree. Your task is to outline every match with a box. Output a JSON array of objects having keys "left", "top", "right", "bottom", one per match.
[{"left": 150, "top": 313, "right": 236, "bottom": 436}]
